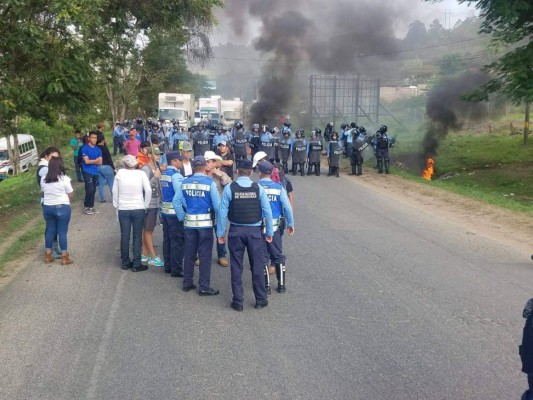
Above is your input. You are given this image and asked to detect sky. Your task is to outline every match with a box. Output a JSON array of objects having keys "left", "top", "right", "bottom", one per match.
[{"left": 211, "top": 0, "right": 478, "bottom": 46}]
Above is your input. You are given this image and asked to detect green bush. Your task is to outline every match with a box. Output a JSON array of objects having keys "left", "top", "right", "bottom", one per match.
[{"left": 18, "top": 118, "right": 74, "bottom": 152}]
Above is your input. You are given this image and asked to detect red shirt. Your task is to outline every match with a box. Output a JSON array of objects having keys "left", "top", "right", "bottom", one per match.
[{"left": 123, "top": 138, "right": 141, "bottom": 156}]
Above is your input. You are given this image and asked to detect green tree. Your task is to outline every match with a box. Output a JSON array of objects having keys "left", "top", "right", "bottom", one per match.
[{"left": 437, "top": 53, "right": 468, "bottom": 76}]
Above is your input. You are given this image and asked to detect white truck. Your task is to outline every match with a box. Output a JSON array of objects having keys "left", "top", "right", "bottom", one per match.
[
  {"left": 158, "top": 93, "right": 195, "bottom": 129},
  {"left": 198, "top": 96, "right": 221, "bottom": 123},
  {"left": 220, "top": 98, "right": 244, "bottom": 129}
]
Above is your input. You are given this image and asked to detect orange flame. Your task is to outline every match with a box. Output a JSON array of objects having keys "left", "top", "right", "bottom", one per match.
[{"left": 421, "top": 158, "right": 434, "bottom": 181}]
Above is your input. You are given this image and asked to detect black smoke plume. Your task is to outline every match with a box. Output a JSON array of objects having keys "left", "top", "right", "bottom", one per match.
[{"left": 420, "top": 70, "right": 490, "bottom": 169}]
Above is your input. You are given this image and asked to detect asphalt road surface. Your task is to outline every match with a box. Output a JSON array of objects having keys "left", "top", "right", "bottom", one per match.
[{"left": 0, "top": 172, "right": 530, "bottom": 399}]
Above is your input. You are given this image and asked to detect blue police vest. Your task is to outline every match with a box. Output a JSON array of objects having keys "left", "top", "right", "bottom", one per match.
[
  {"left": 181, "top": 175, "right": 214, "bottom": 229},
  {"left": 259, "top": 180, "right": 283, "bottom": 232},
  {"left": 160, "top": 167, "right": 181, "bottom": 215}
]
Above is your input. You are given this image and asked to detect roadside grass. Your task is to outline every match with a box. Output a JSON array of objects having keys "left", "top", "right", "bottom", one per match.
[
  {"left": 0, "top": 221, "right": 45, "bottom": 277},
  {"left": 388, "top": 118, "right": 533, "bottom": 213}
]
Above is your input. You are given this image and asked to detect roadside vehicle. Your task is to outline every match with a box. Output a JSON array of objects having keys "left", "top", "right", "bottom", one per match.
[{"left": 0, "top": 134, "right": 39, "bottom": 180}]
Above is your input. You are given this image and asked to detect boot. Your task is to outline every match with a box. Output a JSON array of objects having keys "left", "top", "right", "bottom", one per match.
[
  {"left": 291, "top": 163, "right": 297, "bottom": 176},
  {"left": 385, "top": 159, "right": 390, "bottom": 174},
  {"left": 349, "top": 166, "right": 356, "bottom": 175},
  {"left": 377, "top": 159, "right": 383, "bottom": 173},
  {"left": 276, "top": 263, "right": 286, "bottom": 293},
  {"left": 61, "top": 252, "right": 73, "bottom": 265},
  {"left": 327, "top": 166, "right": 332, "bottom": 177},
  {"left": 336, "top": 167, "right": 340, "bottom": 178},
  {"left": 357, "top": 164, "right": 362, "bottom": 176},
  {"left": 44, "top": 250, "right": 54, "bottom": 264},
  {"left": 316, "top": 163, "right": 321, "bottom": 176},
  {"left": 307, "top": 164, "right": 312, "bottom": 176},
  {"left": 282, "top": 161, "right": 288, "bottom": 174},
  {"left": 300, "top": 163, "right": 305, "bottom": 176},
  {"left": 264, "top": 265, "right": 271, "bottom": 295}
]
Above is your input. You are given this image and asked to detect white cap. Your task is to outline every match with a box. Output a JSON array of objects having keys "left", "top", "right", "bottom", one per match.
[
  {"left": 204, "top": 150, "right": 222, "bottom": 161},
  {"left": 252, "top": 151, "right": 267, "bottom": 168}
]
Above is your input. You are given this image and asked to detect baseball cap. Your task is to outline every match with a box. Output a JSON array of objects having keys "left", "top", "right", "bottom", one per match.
[
  {"left": 122, "top": 155, "right": 138, "bottom": 168},
  {"left": 147, "top": 147, "right": 161, "bottom": 155},
  {"left": 252, "top": 151, "right": 267, "bottom": 168},
  {"left": 182, "top": 141, "right": 192, "bottom": 152},
  {"left": 204, "top": 151, "right": 222, "bottom": 161},
  {"left": 217, "top": 140, "right": 227, "bottom": 146},
  {"left": 237, "top": 159, "right": 253, "bottom": 170},
  {"left": 257, "top": 161, "right": 274, "bottom": 174},
  {"left": 192, "top": 156, "right": 207, "bottom": 167}
]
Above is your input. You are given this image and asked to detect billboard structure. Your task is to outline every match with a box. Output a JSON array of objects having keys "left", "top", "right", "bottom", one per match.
[{"left": 308, "top": 75, "right": 382, "bottom": 129}]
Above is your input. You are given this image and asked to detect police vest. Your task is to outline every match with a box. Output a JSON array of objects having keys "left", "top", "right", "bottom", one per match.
[
  {"left": 377, "top": 135, "right": 389, "bottom": 150},
  {"left": 228, "top": 182, "right": 262, "bottom": 225},
  {"left": 160, "top": 168, "right": 181, "bottom": 215},
  {"left": 234, "top": 131, "right": 248, "bottom": 146},
  {"left": 259, "top": 180, "right": 283, "bottom": 232},
  {"left": 310, "top": 140, "right": 322, "bottom": 152},
  {"left": 181, "top": 175, "right": 214, "bottom": 228},
  {"left": 250, "top": 134, "right": 260, "bottom": 148}
]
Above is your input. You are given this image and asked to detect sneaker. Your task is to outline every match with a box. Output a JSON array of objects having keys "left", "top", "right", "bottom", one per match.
[
  {"left": 90, "top": 207, "right": 96, "bottom": 213},
  {"left": 218, "top": 257, "right": 229, "bottom": 267},
  {"left": 100, "top": 199, "right": 106, "bottom": 203},
  {"left": 141, "top": 254, "right": 150, "bottom": 264},
  {"left": 84, "top": 207, "right": 94, "bottom": 215},
  {"left": 148, "top": 256, "right": 164, "bottom": 267}
]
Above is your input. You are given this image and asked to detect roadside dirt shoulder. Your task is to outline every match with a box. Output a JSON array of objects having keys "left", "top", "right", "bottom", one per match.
[{"left": 352, "top": 170, "right": 533, "bottom": 258}]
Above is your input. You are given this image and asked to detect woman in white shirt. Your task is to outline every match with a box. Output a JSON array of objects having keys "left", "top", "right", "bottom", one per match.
[
  {"left": 113, "top": 155, "right": 152, "bottom": 272},
  {"left": 41, "top": 157, "right": 74, "bottom": 265}
]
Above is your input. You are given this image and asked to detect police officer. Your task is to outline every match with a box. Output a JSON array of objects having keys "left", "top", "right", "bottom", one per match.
[
  {"left": 375, "top": 125, "right": 391, "bottom": 174},
  {"left": 193, "top": 123, "right": 211, "bottom": 157},
  {"left": 291, "top": 129, "right": 307, "bottom": 176},
  {"left": 521, "top": 299, "right": 533, "bottom": 400},
  {"left": 259, "top": 124, "right": 274, "bottom": 162},
  {"left": 212, "top": 124, "right": 229, "bottom": 150},
  {"left": 174, "top": 156, "right": 221, "bottom": 295},
  {"left": 278, "top": 129, "right": 292, "bottom": 174},
  {"left": 171, "top": 126, "right": 189, "bottom": 151},
  {"left": 161, "top": 152, "right": 186, "bottom": 277},
  {"left": 271, "top": 127, "right": 281, "bottom": 163},
  {"left": 258, "top": 162, "right": 295, "bottom": 294},
  {"left": 350, "top": 126, "right": 367, "bottom": 176},
  {"left": 324, "top": 122, "right": 333, "bottom": 142},
  {"left": 232, "top": 121, "right": 248, "bottom": 160},
  {"left": 327, "top": 131, "right": 343, "bottom": 177},
  {"left": 307, "top": 128, "right": 323, "bottom": 176},
  {"left": 248, "top": 123, "right": 261, "bottom": 160},
  {"left": 217, "top": 159, "right": 274, "bottom": 312}
]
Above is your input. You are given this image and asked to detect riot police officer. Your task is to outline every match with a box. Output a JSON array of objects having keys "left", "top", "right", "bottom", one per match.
[
  {"left": 232, "top": 121, "right": 248, "bottom": 160},
  {"left": 291, "top": 129, "right": 307, "bottom": 176},
  {"left": 248, "top": 123, "right": 261, "bottom": 160},
  {"left": 258, "top": 161, "right": 295, "bottom": 294},
  {"left": 307, "top": 128, "right": 323, "bottom": 176},
  {"left": 324, "top": 122, "right": 333, "bottom": 142},
  {"left": 259, "top": 124, "right": 275, "bottom": 162},
  {"left": 271, "top": 127, "right": 281, "bottom": 163},
  {"left": 350, "top": 126, "right": 367, "bottom": 176},
  {"left": 193, "top": 123, "right": 211, "bottom": 157},
  {"left": 521, "top": 299, "right": 533, "bottom": 400},
  {"left": 327, "top": 131, "right": 343, "bottom": 177},
  {"left": 375, "top": 125, "right": 391, "bottom": 174},
  {"left": 278, "top": 129, "right": 292, "bottom": 174}
]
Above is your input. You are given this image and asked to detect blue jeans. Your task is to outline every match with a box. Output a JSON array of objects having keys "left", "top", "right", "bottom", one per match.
[
  {"left": 43, "top": 204, "right": 71, "bottom": 251},
  {"left": 74, "top": 155, "right": 82, "bottom": 181},
  {"left": 83, "top": 171, "right": 98, "bottom": 208},
  {"left": 118, "top": 209, "right": 145, "bottom": 268},
  {"left": 98, "top": 165, "right": 114, "bottom": 201}
]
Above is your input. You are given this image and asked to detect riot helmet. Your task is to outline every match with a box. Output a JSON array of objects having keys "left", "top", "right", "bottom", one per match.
[
  {"left": 252, "top": 123, "right": 260, "bottom": 132},
  {"left": 379, "top": 124, "right": 388, "bottom": 133},
  {"left": 296, "top": 129, "right": 304, "bottom": 138},
  {"left": 271, "top": 127, "right": 280, "bottom": 134},
  {"left": 283, "top": 121, "right": 291, "bottom": 128},
  {"left": 359, "top": 126, "right": 366, "bottom": 133},
  {"left": 234, "top": 121, "right": 244, "bottom": 130},
  {"left": 261, "top": 124, "right": 269, "bottom": 133}
]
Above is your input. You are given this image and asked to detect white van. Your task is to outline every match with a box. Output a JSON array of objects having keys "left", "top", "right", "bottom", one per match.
[{"left": 0, "top": 134, "right": 39, "bottom": 179}]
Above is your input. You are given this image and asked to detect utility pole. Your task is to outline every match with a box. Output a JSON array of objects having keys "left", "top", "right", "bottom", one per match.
[{"left": 524, "top": 102, "right": 530, "bottom": 145}]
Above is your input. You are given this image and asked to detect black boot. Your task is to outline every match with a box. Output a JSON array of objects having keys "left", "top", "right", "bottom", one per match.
[
  {"left": 349, "top": 166, "right": 356, "bottom": 175},
  {"left": 316, "top": 163, "right": 321, "bottom": 176},
  {"left": 357, "top": 164, "right": 362, "bottom": 175},
  {"left": 327, "top": 166, "right": 332, "bottom": 176},
  {"left": 307, "top": 164, "right": 312, "bottom": 176},
  {"left": 336, "top": 167, "right": 340, "bottom": 177},
  {"left": 291, "top": 163, "right": 297, "bottom": 176},
  {"left": 300, "top": 163, "right": 305, "bottom": 176},
  {"left": 276, "top": 263, "right": 286, "bottom": 293},
  {"left": 282, "top": 161, "right": 288, "bottom": 174},
  {"left": 377, "top": 159, "right": 383, "bottom": 173},
  {"left": 385, "top": 159, "right": 390, "bottom": 174}
]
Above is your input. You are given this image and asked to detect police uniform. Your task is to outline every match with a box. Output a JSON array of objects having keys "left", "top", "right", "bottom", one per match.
[
  {"left": 350, "top": 128, "right": 367, "bottom": 176},
  {"left": 259, "top": 130, "right": 275, "bottom": 162},
  {"left": 174, "top": 156, "right": 221, "bottom": 294},
  {"left": 232, "top": 128, "right": 248, "bottom": 160},
  {"left": 249, "top": 126, "right": 261, "bottom": 160},
  {"left": 278, "top": 133, "right": 292, "bottom": 174},
  {"left": 307, "top": 133, "right": 323, "bottom": 176},
  {"left": 258, "top": 162, "right": 294, "bottom": 294},
  {"left": 291, "top": 132, "right": 307, "bottom": 176},
  {"left": 161, "top": 152, "right": 186, "bottom": 276},
  {"left": 376, "top": 129, "right": 391, "bottom": 174},
  {"left": 193, "top": 128, "right": 211, "bottom": 157},
  {"left": 217, "top": 159, "right": 274, "bottom": 311},
  {"left": 327, "top": 136, "right": 343, "bottom": 177}
]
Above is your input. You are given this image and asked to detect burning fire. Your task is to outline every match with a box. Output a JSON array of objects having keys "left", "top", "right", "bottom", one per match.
[{"left": 421, "top": 158, "right": 434, "bottom": 181}]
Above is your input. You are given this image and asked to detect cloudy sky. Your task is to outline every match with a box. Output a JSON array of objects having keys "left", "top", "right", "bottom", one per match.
[{"left": 212, "top": 0, "right": 478, "bottom": 45}]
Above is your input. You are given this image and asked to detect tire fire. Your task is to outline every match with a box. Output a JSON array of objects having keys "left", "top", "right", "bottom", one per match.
[{"left": 421, "top": 158, "right": 434, "bottom": 181}]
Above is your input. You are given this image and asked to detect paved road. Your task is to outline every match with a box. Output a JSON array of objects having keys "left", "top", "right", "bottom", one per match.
[{"left": 0, "top": 172, "right": 530, "bottom": 399}]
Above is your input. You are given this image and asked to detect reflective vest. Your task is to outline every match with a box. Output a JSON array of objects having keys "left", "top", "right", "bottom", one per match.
[
  {"left": 228, "top": 182, "right": 261, "bottom": 225},
  {"left": 181, "top": 174, "right": 214, "bottom": 229},
  {"left": 160, "top": 167, "right": 182, "bottom": 215},
  {"left": 259, "top": 180, "right": 283, "bottom": 232}
]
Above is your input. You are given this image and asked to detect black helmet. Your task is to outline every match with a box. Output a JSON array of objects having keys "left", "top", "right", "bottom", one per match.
[
  {"left": 270, "top": 127, "right": 280, "bottom": 134},
  {"left": 359, "top": 126, "right": 366, "bottom": 133},
  {"left": 296, "top": 129, "right": 304, "bottom": 138},
  {"left": 136, "top": 118, "right": 143, "bottom": 124},
  {"left": 340, "top": 123, "right": 347, "bottom": 129},
  {"left": 284, "top": 121, "right": 291, "bottom": 128},
  {"left": 261, "top": 124, "right": 269, "bottom": 132},
  {"left": 379, "top": 124, "right": 388, "bottom": 133},
  {"left": 252, "top": 123, "right": 260, "bottom": 131},
  {"left": 234, "top": 121, "right": 244, "bottom": 130},
  {"left": 216, "top": 124, "right": 223, "bottom": 131},
  {"left": 350, "top": 122, "right": 357, "bottom": 128}
]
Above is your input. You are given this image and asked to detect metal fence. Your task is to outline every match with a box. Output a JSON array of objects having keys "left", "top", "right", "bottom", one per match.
[{"left": 308, "top": 75, "right": 381, "bottom": 128}]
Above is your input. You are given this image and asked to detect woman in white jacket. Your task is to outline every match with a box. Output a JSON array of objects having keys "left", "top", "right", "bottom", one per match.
[{"left": 113, "top": 155, "right": 152, "bottom": 271}]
